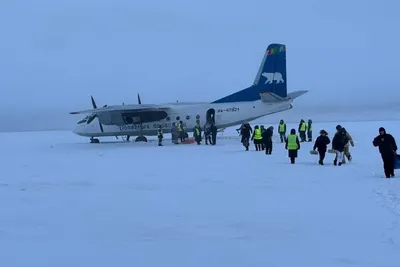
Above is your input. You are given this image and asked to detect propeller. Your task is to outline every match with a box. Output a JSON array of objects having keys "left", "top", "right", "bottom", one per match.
[
  {"left": 86, "top": 95, "right": 104, "bottom": 132},
  {"left": 137, "top": 93, "right": 144, "bottom": 132}
]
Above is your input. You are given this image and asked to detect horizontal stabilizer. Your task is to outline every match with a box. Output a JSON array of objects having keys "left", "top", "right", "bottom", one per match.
[
  {"left": 259, "top": 91, "right": 285, "bottom": 102},
  {"left": 286, "top": 90, "right": 308, "bottom": 100},
  {"left": 259, "top": 90, "right": 308, "bottom": 103}
]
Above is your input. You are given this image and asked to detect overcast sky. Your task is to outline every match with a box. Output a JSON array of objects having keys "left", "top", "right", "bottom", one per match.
[{"left": 1, "top": 0, "right": 399, "bottom": 130}]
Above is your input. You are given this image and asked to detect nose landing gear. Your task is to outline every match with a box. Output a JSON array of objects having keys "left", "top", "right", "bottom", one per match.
[{"left": 90, "top": 137, "right": 100, "bottom": 143}]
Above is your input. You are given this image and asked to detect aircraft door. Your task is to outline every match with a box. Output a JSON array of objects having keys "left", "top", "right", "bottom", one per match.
[{"left": 206, "top": 108, "right": 215, "bottom": 124}]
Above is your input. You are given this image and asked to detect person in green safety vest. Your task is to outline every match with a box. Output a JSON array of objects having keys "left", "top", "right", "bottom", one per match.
[
  {"left": 298, "top": 119, "right": 307, "bottom": 142},
  {"left": 307, "top": 119, "right": 313, "bottom": 142},
  {"left": 278, "top": 119, "right": 286, "bottom": 143},
  {"left": 171, "top": 122, "right": 178, "bottom": 144},
  {"left": 251, "top": 125, "right": 263, "bottom": 151},
  {"left": 193, "top": 124, "right": 202, "bottom": 145},
  {"left": 285, "top": 128, "right": 300, "bottom": 164},
  {"left": 157, "top": 126, "right": 163, "bottom": 146},
  {"left": 177, "top": 121, "right": 186, "bottom": 142}
]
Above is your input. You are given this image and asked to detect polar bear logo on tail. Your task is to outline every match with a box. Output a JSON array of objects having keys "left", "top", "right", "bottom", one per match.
[{"left": 262, "top": 72, "right": 284, "bottom": 84}]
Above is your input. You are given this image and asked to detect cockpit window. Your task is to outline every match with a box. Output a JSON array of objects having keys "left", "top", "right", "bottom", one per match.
[{"left": 77, "top": 116, "right": 89, "bottom": 124}]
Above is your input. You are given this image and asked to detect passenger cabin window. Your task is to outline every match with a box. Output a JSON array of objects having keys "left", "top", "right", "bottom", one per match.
[{"left": 123, "top": 116, "right": 140, "bottom": 124}]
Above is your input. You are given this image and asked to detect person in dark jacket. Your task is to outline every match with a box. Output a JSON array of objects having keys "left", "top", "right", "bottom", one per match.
[
  {"left": 210, "top": 123, "right": 217, "bottom": 145},
  {"left": 373, "top": 127, "right": 398, "bottom": 178},
  {"left": 240, "top": 123, "right": 252, "bottom": 151},
  {"left": 204, "top": 123, "right": 211, "bottom": 145},
  {"left": 333, "top": 125, "right": 354, "bottom": 164},
  {"left": 236, "top": 123, "right": 244, "bottom": 134},
  {"left": 157, "top": 126, "right": 163, "bottom": 146},
  {"left": 313, "top": 129, "right": 330, "bottom": 165},
  {"left": 332, "top": 128, "right": 349, "bottom": 166},
  {"left": 285, "top": 129, "right": 300, "bottom": 164},
  {"left": 262, "top": 126, "right": 273, "bottom": 154},
  {"left": 260, "top": 125, "right": 266, "bottom": 150}
]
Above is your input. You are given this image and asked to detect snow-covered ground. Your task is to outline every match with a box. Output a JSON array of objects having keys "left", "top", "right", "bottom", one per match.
[{"left": 1, "top": 119, "right": 400, "bottom": 267}]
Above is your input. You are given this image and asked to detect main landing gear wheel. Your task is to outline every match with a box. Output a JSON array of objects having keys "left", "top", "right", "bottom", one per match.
[
  {"left": 135, "top": 136, "right": 148, "bottom": 142},
  {"left": 90, "top": 137, "right": 100, "bottom": 143}
]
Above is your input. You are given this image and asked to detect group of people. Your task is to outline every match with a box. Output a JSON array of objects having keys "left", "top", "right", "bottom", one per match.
[
  {"left": 193, "top": 121, "right": 218, "bottom": 145},
  {"left": 157, "top": 120, "right": 218, "bottom": 146},
  {"left": 312, "top": 125, "right": 354, "bottom": 166},
  {"left": 156, "top": 117, "right": 398, "bottom": 178},
  {"left": 238, "top": 120, "right": 399, "bottom": 178},
  {"left": 238, "top": 120, "right": 303, "bottom": 163},
  {"left": 237, "top": 123, "right": 273, "bottom": 153}
]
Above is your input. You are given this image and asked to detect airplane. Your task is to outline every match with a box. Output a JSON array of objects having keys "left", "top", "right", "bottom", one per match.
[{"left": 70, "top": 43, "right": 308, "bottom": 143}]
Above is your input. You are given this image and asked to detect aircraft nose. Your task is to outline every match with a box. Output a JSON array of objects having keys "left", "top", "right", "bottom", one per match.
[
  {"left": 72, "top": 124, "right": 84, "bottom": 136},
  {"left": 72, "top": 126, "right": 79, "bottom": 135}
]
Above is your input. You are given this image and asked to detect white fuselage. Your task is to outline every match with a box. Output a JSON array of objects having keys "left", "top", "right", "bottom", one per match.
[{"left": 73, "top": 99, "right": 293, "bottom": 137}]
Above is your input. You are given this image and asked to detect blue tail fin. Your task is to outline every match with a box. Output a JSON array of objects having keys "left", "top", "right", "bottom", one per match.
[{"left": 212, "top": 43, "right": 287, "bottom": 103}]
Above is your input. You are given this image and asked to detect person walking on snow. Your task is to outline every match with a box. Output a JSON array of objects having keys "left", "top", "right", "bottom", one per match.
[
  {"left": 285, "top": 129, "right": 300, "bottom": 164},
  {"left": 210, "top": 123, "right": 217, "bottom": 145},
  {"left": 193, "top": 124, "right": 202, "bottom": 145},
  {"left": 313, "top": 130, "right": 330, "bottom": 165},
  {"left": 333, "top": 125, "right": 354, "bottom": 164},
  {"left": 251, "top": 125, "right": 263, "bottom": 151},
  {"left": 373, "top": 127, "right": 397, "bottom": 178},
  {"left": 157, "top": 126, "right": 163, "bottom": 146},
  {"left": 278, "top": 119, "right": 286, "bottom": 143},
  {"left": 204, "top": 123, "right": 212, "bottom": 145},
  {"left": 262, "top": 126, "right": 273, "bottom": 155},
  {"left": 342, "top": 127, "right": 354, "bottom": 162},
  {"left": 298, "top": 119, "right": 307, "bottom": 142},
  {"left": 332, "top": 127, "right": 349, "bottom": 166},
  {"left": 260, "top": 125, "right": 266, "bottom": 150},
  {"left": 240, "top": 123, "right": 252, "bottom": 151},
  {"left": 307, "top": 119, "right": 313, "bottom": 142}
]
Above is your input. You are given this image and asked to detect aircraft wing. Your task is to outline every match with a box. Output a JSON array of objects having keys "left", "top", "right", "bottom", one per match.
[{"left": 69, "top": 103, "right": 173, "bottom": 114}]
